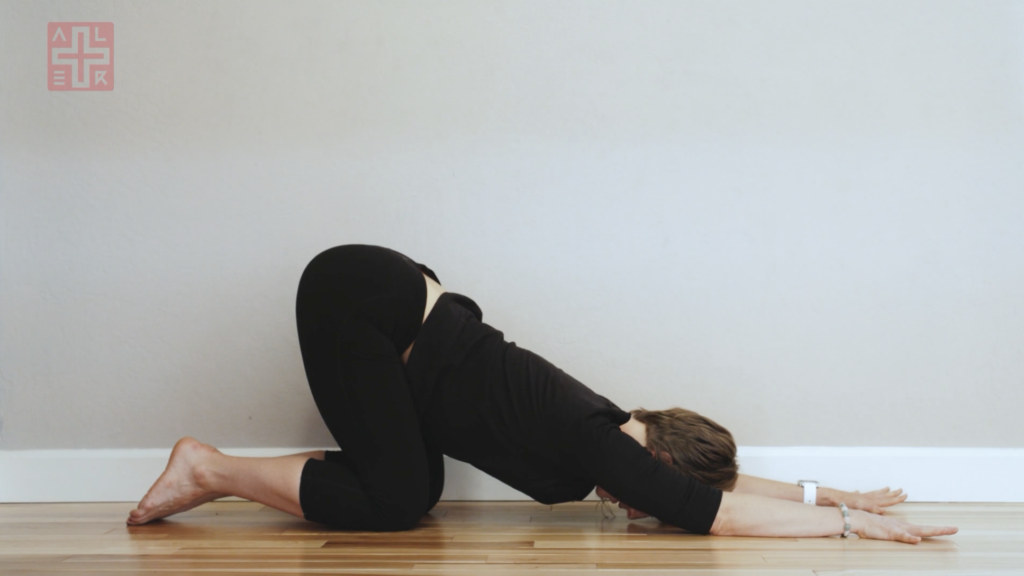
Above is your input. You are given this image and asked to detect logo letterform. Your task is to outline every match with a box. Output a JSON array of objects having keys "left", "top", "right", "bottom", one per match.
[{"left": 48, "top": 22, "right": 114, "bottom": 91}]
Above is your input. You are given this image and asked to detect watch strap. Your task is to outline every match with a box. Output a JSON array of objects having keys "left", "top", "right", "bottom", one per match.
[{"left": 797, "top": 480, "right": 818, "bottom": 505}]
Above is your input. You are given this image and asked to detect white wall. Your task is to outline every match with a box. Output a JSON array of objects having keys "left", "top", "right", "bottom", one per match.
[{"left": 1, "top": 0, "right": 1022, "bottom": 457}]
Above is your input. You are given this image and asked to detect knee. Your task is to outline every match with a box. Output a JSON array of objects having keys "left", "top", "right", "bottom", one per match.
[
  {"left": 370, "top": 489, "right": 430, "bottom": 532},
  {"left": 300, "top": 458, "right": 431, "bottom": 532},
  {"left": 374, "top": 511, "right": 422, "bottom": 532},
  {"left": 300, "top": 489, "right": 427, "bottom": 532}
]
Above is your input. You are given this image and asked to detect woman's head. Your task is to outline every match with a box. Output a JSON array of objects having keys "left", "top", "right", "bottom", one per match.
[{"left": 630, "top": 406, "right": 738, "bottom": 491}]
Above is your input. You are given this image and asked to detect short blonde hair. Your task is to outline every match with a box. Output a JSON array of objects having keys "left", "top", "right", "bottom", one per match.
[{"left": 630, "top": 407, "right": 738, "bottom": 491}]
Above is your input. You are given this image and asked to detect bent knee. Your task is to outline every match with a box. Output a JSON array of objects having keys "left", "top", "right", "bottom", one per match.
[
  {"left": 371, "top": 491, "right": 429, "bottom": 532},
  {"left": 303, "top": 502, "right": 425, "bottom": 532},
  {"left": 374, "top": 510, "right": 423, "bottom": 532}
]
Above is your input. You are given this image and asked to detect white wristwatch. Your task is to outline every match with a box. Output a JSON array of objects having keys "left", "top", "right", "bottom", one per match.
[{"left": 797, "top": 480, "right": 818, "bottom": 505}]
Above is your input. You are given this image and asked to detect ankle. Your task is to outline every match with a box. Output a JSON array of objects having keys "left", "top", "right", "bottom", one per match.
[{"left": 193, "top": 450, "right": 227, "bottom": 494}]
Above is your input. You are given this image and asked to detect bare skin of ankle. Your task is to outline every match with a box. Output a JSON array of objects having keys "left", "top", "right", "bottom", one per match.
[{"left": 127, "top": 436, "right": 227, "bottom": 525}]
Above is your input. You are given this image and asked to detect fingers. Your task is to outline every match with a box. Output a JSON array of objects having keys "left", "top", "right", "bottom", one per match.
[
  {"left": 859, "top": 524, "right": 917, "bottom": 544},
  {"left": 870, "top": 488, "right": 907, "bottom": 511},
  {"left": 878, "top": 522, "right": 921, "bottom": 545},
  {"left": 869, "top": 487, "right": 902, "bottom": 497},
  {"left": 889, "top": 516, "right": 959, "bottom": 538},
  {"left": 859, "top": 513, "right": 956, "bottom": 544},
  {"left": 878, "top": 492, "right": 908, "bottom": 508},
  {"left": 625, "top": 506, "right": 650, "bottom": 520},
  {"left": 897, "top": 531, "right": 922, "bottom": 544},
  {"left": 618, "top": 502, "right": 647, "bottom": 520},
  {"left": 906, "top": 524, "right": 959, "bottom": 537},
  {"left": 877, "top": 524, "right": 920, "bottom": 544}
]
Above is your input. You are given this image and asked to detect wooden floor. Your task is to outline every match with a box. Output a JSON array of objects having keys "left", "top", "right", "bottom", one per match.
[{"left": 0, "top": 501, "right": 1020, "bottom": 575}]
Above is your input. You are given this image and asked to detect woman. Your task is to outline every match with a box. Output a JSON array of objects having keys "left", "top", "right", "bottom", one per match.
[{"left": 127, "top": 244, "right": 957, "bottom": 544}]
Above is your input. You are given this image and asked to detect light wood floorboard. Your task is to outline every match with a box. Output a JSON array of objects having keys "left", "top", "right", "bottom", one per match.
[{"left": 0, "top": 501, "right": 1018, "bottom": 575}]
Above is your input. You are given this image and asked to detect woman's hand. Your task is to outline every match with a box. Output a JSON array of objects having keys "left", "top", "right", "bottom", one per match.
[
  {"left": 712, "top": 491, "right": 958, "bottom": 543},
  {"left": 826, "top": 487, "right": 908, "bottom": 514},
  {"left": 596, "top": 486, "right": 651, "bottom": 520},
  {"left": 619, "top": 503, "right": 650, "bottom": 520},
  {"left": 849, "top": 509, "right": 958, "bottom": 544}
]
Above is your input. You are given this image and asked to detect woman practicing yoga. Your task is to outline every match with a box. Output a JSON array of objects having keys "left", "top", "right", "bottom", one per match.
[{"left": 127, "top": 244, "right": 957, "bottom": 544}]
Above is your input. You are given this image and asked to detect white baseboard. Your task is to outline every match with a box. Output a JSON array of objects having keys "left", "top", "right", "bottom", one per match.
[{"left": 1, "top": 446, "right": 1021, "bottom": 503}]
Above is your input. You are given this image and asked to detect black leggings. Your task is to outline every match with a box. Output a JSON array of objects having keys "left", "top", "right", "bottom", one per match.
[{"left": 294, "top": 244, "right": 441, "bottom": 531}]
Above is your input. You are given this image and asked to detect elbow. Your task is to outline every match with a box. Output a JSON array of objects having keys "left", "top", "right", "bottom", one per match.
[
  {"left": 707, "top": 493, "right": 733, "bottom": 536},
  {"left": 708, "top": 509, "right": 729, "bottom": 536}
]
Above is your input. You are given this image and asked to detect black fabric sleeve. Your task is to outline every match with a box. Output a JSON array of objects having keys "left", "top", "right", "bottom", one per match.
[{"left": 565, "top": 413, "right": 723, "bottom": 534}]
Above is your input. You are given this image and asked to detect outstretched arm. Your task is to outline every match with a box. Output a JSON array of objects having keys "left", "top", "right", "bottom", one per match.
[
  {"left": 572, "top": 417, "right": 954, "bottom": 543},
  {"left": 730, "top": 474, "right": 908, "bottom": 514},
  {"left": 710, "top": 491, "right": 957, "bottom": 544}
]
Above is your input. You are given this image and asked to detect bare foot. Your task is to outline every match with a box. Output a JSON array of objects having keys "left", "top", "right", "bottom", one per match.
[{"left": 126, "top": 437, "right": 228, "bottom": 525}]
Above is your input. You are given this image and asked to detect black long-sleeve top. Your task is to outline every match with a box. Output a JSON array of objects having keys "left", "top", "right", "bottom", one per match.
[{"left": 398, "top": 278, "right": 723, "bottom": 534}]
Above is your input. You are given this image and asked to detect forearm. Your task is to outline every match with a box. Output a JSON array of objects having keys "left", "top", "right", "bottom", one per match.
[
  {"left": 710, "top": 491, "right": 849, "bottom": 538},
  {"left": 731, "top": 474, "right": 839, "bottom": 506}
]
